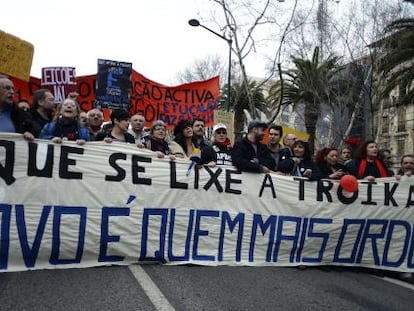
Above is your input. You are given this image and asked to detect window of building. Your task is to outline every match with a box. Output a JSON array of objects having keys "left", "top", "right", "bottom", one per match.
[
  {"left": 398, "top": 107, "right": 406, "bottom": 132},
  {"left": 397, "top": 139, "right": 405, "bottom": 155},
  {"left": 382, "top": 115, "right": 389, "bottom": 134}
]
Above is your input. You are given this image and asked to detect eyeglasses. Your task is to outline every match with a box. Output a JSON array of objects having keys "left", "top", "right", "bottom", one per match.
[
  {"left": 0, "top": 85, "right": 15, "bottom": 92},
  {"left": 88, "top": 113, "right": 103, "bottom": 118},
  {"left": 215, "top": 130, "right": 227, "bottom": 135},
  {"left": 154, "top": 127, "right": 166, "bottom": 132}
]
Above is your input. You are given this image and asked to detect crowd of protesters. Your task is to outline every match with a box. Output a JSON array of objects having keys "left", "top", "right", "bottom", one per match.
[
  {"left": 1, "top": 74, "right": 413, "bottom": 281},
  {"left": 1, "top": 74, "right": 412, "bottom": 179}
]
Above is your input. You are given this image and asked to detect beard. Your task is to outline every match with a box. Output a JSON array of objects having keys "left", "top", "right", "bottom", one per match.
[{"left": 255, "top": 133, "right": 264, "bottom": 142}]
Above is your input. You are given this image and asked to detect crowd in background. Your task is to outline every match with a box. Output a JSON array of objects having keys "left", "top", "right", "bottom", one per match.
[{"left": 1, "top": 75, "right": 413, "bottom": 181}]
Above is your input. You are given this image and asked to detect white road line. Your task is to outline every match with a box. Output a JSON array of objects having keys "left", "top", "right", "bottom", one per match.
[
  {"left": 128, "top": 265, "right": 176, "bottom": 311},
  {"left": 381, "top": 276, "right": 414, "bottom": 291}
]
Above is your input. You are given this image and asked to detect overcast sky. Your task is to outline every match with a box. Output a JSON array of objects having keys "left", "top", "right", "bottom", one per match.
[
  {"left": 5, "top": 1, "right": 407, "bottom": 86},
  {"left": 1, "top": 0, "right": 262, "bottom": 85}
]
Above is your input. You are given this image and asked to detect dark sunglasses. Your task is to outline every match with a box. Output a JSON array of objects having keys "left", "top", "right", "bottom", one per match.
[{"left": 216, "top": 130, "right": 227, "bottom": 134}]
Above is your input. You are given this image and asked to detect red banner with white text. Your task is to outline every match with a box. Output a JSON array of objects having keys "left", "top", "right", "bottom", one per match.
[{"left": 10, "top": 70, "right": 219, "bottom": 129}]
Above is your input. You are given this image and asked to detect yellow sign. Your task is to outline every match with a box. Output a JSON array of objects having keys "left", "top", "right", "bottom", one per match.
[
  {"left": 281, "top": 126, "right": 309, "bottom": 141},
  {"left": 0, "top": 30, "right": 34, "bottom": 81}
]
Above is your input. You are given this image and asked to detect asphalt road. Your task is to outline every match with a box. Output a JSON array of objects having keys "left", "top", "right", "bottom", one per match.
[{"left": 0, "top": 265, "right": 413, "bottom": 311}]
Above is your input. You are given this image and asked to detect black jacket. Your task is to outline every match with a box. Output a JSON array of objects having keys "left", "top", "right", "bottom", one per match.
[
  {"left": 11, "top": 105, "right": 33, "bottom": 134},
  {"left": 278, "top": 156, "right": 322, "bottom": 180},
  {"left": 231, "top": 137, "right": 276, "bottom": 173},
  {"left": 345, "top": 159, "right": 391, "bottom": 178},
  {"left": 317, "top": 162, "right": 349, "bottom": 179},
  {"left": 30, "top": 108, "right": 51, "bottom": 138},
  {"left": 95, "top": 130, "right": 135, "bottom": 143}
]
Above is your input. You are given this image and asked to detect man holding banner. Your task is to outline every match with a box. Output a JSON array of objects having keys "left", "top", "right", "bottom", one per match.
[
  {"left": 232, "top": 120, "right": 275, "bottom": 173},
  {"left": 30, "top": 89, "right": 56, "bottom": 138}
]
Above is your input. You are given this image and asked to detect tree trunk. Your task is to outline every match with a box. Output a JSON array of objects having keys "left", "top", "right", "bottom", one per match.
[
  {"left": 304, "top": 102, "right": 319, "bottom": 155},
  {"left": 234, "top": 106, "right": 245, "bottom": 141}
]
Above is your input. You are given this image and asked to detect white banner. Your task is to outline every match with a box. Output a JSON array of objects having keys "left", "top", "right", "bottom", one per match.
[{"left": 1, "top": 134, "right": 414, "bottom": 272}]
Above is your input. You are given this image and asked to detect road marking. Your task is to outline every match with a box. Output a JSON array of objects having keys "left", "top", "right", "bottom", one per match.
[
  {"left": 128, "top": 265, "right": 176, "bottom": 311},
  {"left": 381, "top": 277, "right": 414, "bottom": 290}
]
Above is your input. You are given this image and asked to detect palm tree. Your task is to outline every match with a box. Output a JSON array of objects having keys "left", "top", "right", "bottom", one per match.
[
  {"left": 268, "top": 47, "right": 341, "bottom": 153},
  {"left": 376, "top": 18, "right": 414, "bottom": 106},
  {"left": 221, "top": 79, "right": 267, "bottom": 141}
]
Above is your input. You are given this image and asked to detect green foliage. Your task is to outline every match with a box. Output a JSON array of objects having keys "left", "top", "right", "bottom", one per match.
[
  {"left": 220, "top": 79, "right": 267, "bottom": 139},
  {"left": 377, "top": 18, "right": 414, "bottom": 105},
  {"left": 268, "top": 47, "right": 342, "bottom": 151}
]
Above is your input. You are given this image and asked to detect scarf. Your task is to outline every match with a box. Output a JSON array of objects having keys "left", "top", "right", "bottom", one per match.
[
  {"left": 357, "top": 158, "right": 388, "bottom": 178},
  {"left": 215, "top": 140, "right": 231, "bottom": 148}
]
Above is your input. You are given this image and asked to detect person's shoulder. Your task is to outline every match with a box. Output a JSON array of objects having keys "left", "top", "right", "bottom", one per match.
[
  {"left": 233, "top": 137, "right": 248, "bottom": 146},
  {"left": 29, "top": 108, "right": 45, "bottom": 120},
  {"left": 79, "top": 126, "right": 90, "bottom": 139},
  {"left": 345, "top": 159, "right": 358, "bottom": 166},
  {"left": 168, "top": 140, "right": 182, "bottom": 149},
  {"left": 94, "top": 130, "right": 108, "bottom": 141},
  {"left": 127, "top": 128, "right": 136, "bottom": 137},
  {"left": 337, "top": 162, "right": 347, "bottom": 170},
  {"left": 12, "top": 105, "right": 31, "bottom": 119},
  {"left": 258, "top": 142, "right": 269, "bottom": 149},
  {"left": 124, "top": 132, "right": 136, "bottom": 142},
  {"left": 168, "top": 141, "right": 187, "bottom": 158},
  {"left": 200, "top": 138, "right": 212, "bottom": 147}
]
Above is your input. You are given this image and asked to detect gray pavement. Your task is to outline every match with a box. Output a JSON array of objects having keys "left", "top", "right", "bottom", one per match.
[{"left": 0, "top": 265, "right": 413, "bottom": 311}]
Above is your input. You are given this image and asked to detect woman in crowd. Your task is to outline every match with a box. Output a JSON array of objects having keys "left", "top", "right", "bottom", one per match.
[
  {"left": 278, "top": 140, "right": 322, "bottom": 180},
  {"left": 172, "top": 119, "right": 216, "bottom": 165},
  {"left": 315, "top": 147, "right": 349, "bottom": 179},
  {"left": 39, "top": 98, "right": 89, "bottom": 145},
  {"left": 145, "top": 120, "right": 175, "bottom": 160},
  {"left": 173, "top": 119, "right": 195, "bottom": 158},
  {"left": 345, "top": 140, "right": 390, "bottom": 180}
]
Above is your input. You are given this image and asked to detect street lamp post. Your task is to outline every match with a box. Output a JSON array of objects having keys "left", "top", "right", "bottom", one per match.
[{"left": 188, "top": 19, "right": 232, "bottom": 112}]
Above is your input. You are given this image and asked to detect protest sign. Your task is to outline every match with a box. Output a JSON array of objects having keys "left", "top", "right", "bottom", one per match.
[
  {"left": 1, "top": 134, "right": 414, "bottom": 272},
  {"left": 41, "top": 67, "right": 77, "bottom": 103},
  {"left": 75, "top": 74, "right": 96, "bottom": 112},
  {"left": 10, "top": 69, "right": 219, "bottom": 128},
  {"left": 130, "top": 71, "right": 219, "bottom": 129},
  {"left": 96, "top": 59, "right": 132, "bottom": 110},
  {"left": 0, "top": 30, "right": 34, "bottom": 81}
]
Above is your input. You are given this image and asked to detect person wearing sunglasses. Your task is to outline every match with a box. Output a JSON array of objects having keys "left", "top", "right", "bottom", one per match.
[
  {"left": 211, "top": 123, "right": 232, "bottom": 166},
  {"left": 0, "top": 75, "right": 34, "bottom": 140}
]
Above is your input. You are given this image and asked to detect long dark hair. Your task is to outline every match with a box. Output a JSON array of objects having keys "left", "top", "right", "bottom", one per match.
[
  {"left": 173, "top": 119, "right": 193, "bottom": 152},
  {"left": 353, "top": 140, "right": 376, "bottom": 160},
  {"left": 315, "top": 147, "right": 338, "bottom": 165},
  {"left": 293, "top": 140, "right": 312, "bottom": 162}
]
